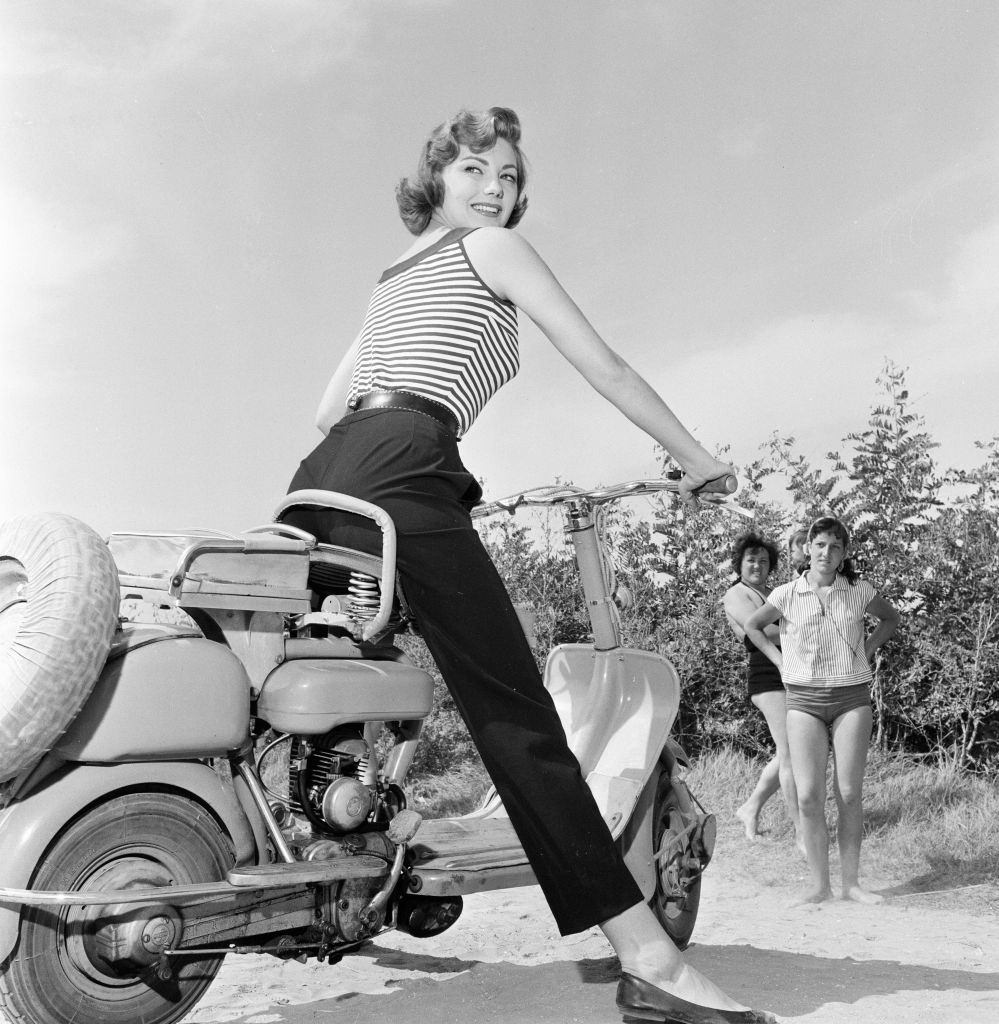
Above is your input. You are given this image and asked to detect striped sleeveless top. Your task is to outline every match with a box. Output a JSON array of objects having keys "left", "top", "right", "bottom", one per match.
[{"left": 346, "top": 227, "right": 519, "bottom": 437}]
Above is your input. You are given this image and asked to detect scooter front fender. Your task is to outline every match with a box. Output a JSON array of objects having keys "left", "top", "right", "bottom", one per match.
[
  {"left": 617, "top": 742, "right": 706, "bottom": 900},
  {"left": 0, "top": 760, "right": 259, "bottom": 962},
  {"left": 544, "top": 645, "right": 679, "bottom": 836},
  {"left": 618, "top": 765, "right": 660, "bottom": 900}
]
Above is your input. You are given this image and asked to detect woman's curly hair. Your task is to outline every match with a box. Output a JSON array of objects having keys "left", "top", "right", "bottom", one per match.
[
  {"left": 729, "top": 532, "right": 780, "bottom": 580},
  {"left": 395, "top": 106, "right": 529, "bottom": 235}
]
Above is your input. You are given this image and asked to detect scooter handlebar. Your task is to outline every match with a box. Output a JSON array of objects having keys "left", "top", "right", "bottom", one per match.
[{"left": 471, "top": 476, "right": 746, "bottom": 519}]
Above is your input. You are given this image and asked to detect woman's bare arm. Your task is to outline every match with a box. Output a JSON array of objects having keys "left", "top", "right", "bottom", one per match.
[
  {"left": 864, "top": 594, "right": 901, "bottom": 660},
  {"left": 743, "top": 602, "right": 783, "bottom": 671},
  {"left": 466, "top": 229, "right": 733, "bottom": 494},
  {"left": 315, "top": 334, "right": 361, "bottom": 435},
  {"left": 723, "top": 587, "right": 780, "bottom": 643}
]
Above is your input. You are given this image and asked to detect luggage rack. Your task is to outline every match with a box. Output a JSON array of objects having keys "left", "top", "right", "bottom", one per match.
[
  {"left": 107, "top": 492, "right": 404, "bottom": 691},
  {"left": 110, "top": 529, "right": 314, "bottom": 614}
]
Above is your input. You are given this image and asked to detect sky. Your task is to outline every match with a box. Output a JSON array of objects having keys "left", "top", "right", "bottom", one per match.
[{"left": 2, "top": 1, "right": 997, "bottom": 537}]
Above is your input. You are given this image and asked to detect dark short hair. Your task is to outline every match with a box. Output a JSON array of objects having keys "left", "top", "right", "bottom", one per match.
[
  {"left": 395, "top": 106, "right": 529, "bottom": 235},
  {"left": 730, "top": 532, "right": 779, "bottom": 579},
  {"left": 807, "top": 516, "right": 859, "bottom": 583}
]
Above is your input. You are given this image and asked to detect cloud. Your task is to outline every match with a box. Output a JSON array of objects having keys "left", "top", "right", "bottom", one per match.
[
  {"left": 0, "top": 185, "right": 129, "bottom": 338},
  {"left": 717, "top": 118, "right": 772, "bottom": 161},
  {"left": 847, "top": 146, "right": 998, "bottom": 270},
  {"left": 669, "top": 215, "right": 999, "bottom": 473},
  {"left": 928, "top": 217, "right": 999, "bottom": 322},
  {"left": 1, "top": 0, "right": 367, "bottom": 82}
]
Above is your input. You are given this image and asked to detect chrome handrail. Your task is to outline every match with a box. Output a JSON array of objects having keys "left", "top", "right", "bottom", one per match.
[{"left": 272, "top": 489, "right": 398, "bottom": 642}]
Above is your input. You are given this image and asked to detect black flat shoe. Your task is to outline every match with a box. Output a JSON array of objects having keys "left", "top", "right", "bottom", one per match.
[{"left": 616, "top": 973, "right": 776, "bottom": 1024}]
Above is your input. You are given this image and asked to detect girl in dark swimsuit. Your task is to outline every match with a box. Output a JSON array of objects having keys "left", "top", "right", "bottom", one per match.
[{"left": 722, "top": 532, "right": 802, "bottom": 849}]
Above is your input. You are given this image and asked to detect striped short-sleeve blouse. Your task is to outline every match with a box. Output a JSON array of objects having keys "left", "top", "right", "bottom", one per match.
[
  {"left": 768, "top": 574, "right": 877, "bottom": 688},
  {"left": 346, "top": 227, "right": 519, "bottom": 437}
]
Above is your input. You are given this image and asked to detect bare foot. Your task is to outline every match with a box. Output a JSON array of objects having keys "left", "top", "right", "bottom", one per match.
[
  {"left": 736, "top": 802, "right": 763, "bottom": 841},
  {"left": 790, "top": 887, "right": 834, "bottom": 907},
  {"left": 843, "top": 884, "right": 884, "bottom": 904}
]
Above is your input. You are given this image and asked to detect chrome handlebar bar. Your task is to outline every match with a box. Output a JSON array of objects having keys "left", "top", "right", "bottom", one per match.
[{"left": 471, "top": 477, "right": 750, "bottom": 520}]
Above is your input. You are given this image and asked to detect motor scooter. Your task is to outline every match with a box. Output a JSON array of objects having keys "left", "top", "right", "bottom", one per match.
[{"left": 0, "top": 478, "right": 724, "bottom": 1024}]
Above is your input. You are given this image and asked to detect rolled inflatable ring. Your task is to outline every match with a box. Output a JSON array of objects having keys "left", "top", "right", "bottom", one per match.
[{"left": 0, "top": 514, "right": 120, "bottom": 783}]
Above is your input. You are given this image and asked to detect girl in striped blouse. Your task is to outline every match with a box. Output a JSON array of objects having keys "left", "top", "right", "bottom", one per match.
[
  {"left": 287, "top": 108, "right": 770, "bottom": 1023},
  {"left": 744, "top": 517, "right": 900, "bottom": 906}
]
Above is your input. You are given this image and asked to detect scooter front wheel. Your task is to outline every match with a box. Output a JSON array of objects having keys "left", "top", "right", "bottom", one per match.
[
  {"left": 0, "top": 791, "right": 234, "bottom": 1024},
  {"left": 649, "top": 772, "right": 702, "bottom": 951}
]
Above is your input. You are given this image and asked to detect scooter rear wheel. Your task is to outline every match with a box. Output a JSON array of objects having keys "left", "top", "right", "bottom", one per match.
[
  {"left": 649, "top": 772, "right": 702, "bottom": 951},
  {"left": 0, "top": 791, "right": 234, "bottom": 1024}
]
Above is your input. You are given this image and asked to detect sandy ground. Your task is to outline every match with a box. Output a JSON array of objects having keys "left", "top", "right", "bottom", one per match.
[{"left": 179, "top": 825, "right": 999, "bottom": 1024}]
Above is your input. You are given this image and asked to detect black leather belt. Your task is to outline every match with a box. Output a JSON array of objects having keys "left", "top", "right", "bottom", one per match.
[{"left": 354, "top": 390, "right": 459, "bottom": 435}]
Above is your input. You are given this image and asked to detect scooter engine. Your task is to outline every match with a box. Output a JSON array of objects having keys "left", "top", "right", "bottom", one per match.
[{"left": 288, "top": 726, "right": 376, "bottom": 833}]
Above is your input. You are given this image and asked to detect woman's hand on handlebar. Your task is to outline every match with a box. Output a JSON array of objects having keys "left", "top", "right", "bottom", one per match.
[{"left": 675, "top": 458, "right": 739, "bottom": 507}]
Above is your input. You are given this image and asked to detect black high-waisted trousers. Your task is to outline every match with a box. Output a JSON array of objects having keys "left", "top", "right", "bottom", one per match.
[{"left": 285, "top": 407, "right": 643, "bottom": 935}]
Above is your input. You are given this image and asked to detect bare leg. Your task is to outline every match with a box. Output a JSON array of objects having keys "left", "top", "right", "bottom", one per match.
[
  {"left": 786, "top": 708, "right": 834, "bottom": 904},
  {"left": 601, "top": 902, "right": 749, "bottom": 1011},
  {"left": 736, "top": 756, "right": 779, "bottom": 839},
  {"left": 830, "top": 704, "right": 883, "bottom": 903},
  {"left": 741, "top": 690, "right": 802, "bottom": 850}
]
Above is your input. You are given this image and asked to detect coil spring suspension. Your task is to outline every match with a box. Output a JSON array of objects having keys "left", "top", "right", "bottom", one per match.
[{"left": 347, "top": 571, "right": 380, "bottom": 623}]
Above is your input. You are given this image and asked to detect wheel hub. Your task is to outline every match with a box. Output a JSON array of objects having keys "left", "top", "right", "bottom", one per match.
[
  {"left": 657, "top": 811, "right": 697, "bottom": 901},
  {"left": 90, "top": 905, "right": 182, "bottom": 972},
  {"left": 64, "top": 856, "right": 184, "bottom": 980}
]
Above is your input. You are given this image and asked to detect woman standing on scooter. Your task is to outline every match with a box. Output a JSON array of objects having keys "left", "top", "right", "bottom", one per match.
[
  {"left": 744, "top": 517, "right": 900, "bottom": 906},
  {"left": 287, "top": 106, "right": 773, "bottom": 1024},
  {"left": 722, "top": 533, "right": 801, "bottom": 849}
]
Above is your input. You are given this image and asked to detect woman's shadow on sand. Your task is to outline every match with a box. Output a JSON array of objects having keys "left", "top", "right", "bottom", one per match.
[
  {"left": 347, "top": 942, "right": 999, "bottom": 1021},
  {"left": 685, "top": 942, "right": 999, "bottom": 1017}
]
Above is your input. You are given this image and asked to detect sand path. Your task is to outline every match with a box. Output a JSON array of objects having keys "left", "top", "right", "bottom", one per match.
[{"left": 181, "top": 829, "right": 999, "bottom": 1024}]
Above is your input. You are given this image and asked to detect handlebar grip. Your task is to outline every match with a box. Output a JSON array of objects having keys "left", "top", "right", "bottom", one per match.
[
  {"left": 693, "top": 473, "right": 739, "bottom": 496},
  {"left": 667, "top": 470, "right": 739, "bottom": 495}
]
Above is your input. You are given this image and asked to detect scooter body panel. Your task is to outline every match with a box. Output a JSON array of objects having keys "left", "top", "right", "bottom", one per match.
[
  {"left": 52, "top": 634, "right": 251, "bottom": 762},
  {"left": 543, "top": 644, "right": 680, "bottom": 835},
  {"left": 256, "top": 658, "right": 434, "bottom": 734},
  {"left": 0, "top": 760, "right": 259, "bottom": 961}
]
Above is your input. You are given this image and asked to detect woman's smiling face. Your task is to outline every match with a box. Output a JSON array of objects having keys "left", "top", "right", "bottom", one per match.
[
  {"left": 740, "top": 547, "right": 772, "bottom": 587},
  {"left": 435, "top": 140, "right": 520, "bottom": 229}
]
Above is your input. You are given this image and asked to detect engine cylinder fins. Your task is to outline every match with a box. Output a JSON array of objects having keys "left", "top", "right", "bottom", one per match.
[{"left": 288, "top": 729, "right": 371, "bottom": 821}]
